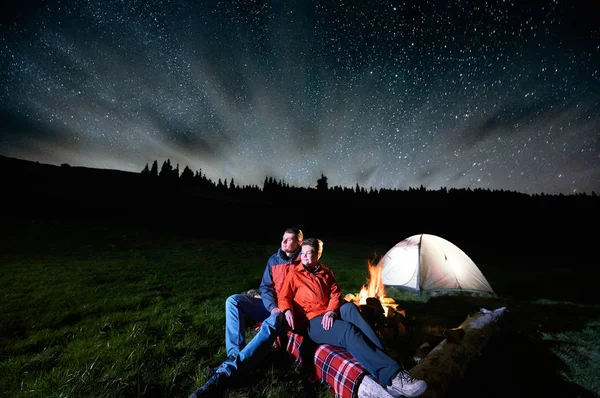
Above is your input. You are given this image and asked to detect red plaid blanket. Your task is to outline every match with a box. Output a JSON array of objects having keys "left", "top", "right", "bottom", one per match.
[{"left": 284, "top": 332, "right": 367, "bottom": 398}]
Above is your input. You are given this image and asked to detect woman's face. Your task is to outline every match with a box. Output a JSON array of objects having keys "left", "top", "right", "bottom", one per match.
[{"left": 300, "top": 245, "right": 318, "bottom": 267}]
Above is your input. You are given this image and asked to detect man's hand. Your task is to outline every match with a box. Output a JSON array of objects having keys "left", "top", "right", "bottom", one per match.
[
  {"left": 322, "top": 311, "right": 336, "bottom": 330},
  {"left": 284, "top": 309, "right": 295, "bottom": 331},
  {"left": 271, "top": 307, "right": 280, "bottom": 314}
]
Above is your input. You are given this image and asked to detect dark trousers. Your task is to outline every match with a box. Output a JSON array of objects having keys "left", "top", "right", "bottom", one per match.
[
  {"left": 307, "top": 316, "right": 400, "bottom": 385},
  {"left": 339, "top": 302, "right": 385, "bottom": 351}
]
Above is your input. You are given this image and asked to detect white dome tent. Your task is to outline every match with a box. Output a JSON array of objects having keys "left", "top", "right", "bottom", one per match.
[{"left": 380, "top": 234, "right": 495, "bottom": 295}]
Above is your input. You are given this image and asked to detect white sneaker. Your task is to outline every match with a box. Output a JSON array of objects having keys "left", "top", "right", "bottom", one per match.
[
  {"left": 357, "top": 375, "right": 394, "bottom": 397},
  {"left": 386, "top": 370, "right": 428, "bottom": 397}
]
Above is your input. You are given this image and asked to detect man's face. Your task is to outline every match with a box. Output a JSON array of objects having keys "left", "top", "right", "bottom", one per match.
[
  {"left": 281, "top": 232, "right": 300, "bottom": 254},
  {"left": 300, "top": 245, "right": 318, "bottom": 267}
]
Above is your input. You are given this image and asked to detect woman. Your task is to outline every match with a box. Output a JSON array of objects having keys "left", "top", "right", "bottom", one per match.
[{"left": 278, "top": 238, "right": 427, "bottom": 398}]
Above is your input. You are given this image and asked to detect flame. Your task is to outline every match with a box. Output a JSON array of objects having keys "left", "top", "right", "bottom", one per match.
[
  {"left": 359, "top": 258, "right": 386, "bottom": 304},
  {"left": 344, "top": 255, "right": 400, "bottom": 318}
]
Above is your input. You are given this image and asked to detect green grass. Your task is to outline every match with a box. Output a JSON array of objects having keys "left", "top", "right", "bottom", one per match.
[
  {"left": 1, "top": 221, "right": 599, "bottom": 397},
  {"left": 540, "top": 311, "right": 600, "bottom": 394}
]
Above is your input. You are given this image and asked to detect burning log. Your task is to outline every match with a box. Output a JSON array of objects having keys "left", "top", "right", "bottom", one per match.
[
  {"left": 344, "top": 257, "right": 409, "bottom": 342},
  {"left": 407, "top": 307, "right": 508, "bottom": 398},
  {"left": 345, "top": 257, "right": 392, "bottom": 312}
]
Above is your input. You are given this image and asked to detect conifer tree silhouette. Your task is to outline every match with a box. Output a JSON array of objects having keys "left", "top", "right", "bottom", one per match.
[
  {"left": 180, "top": 165, "right": 194, "bottom": 182},
  {"left": 317, "top": 174, "right": 328, "bottom": 191},
  {"left": 150, "top": 160, "right": 159, "bottom": 177},
  {"left": 159, "top": 159, "right": 173, "bottom": 178}
]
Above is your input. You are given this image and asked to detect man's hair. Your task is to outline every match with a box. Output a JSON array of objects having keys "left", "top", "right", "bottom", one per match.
[
  {"left": 285, "top": 228, "right": 303, "bottom": 242},
  {"left": 302, "top": 238, "right": 323, "bottom": 258}
]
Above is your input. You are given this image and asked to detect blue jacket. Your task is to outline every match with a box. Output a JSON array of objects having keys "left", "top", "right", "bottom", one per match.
[{"left": 260, "top": 247, "right": 301, "bottom": 313}]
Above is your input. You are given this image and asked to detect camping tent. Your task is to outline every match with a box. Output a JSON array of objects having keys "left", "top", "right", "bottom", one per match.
[{"left": 380, "top": 234, "right": 495, "bottom": 295}]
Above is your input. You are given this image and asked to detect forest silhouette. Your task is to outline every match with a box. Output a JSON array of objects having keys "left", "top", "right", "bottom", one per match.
[{"left": 3, "top": 154, "right": 597, "bottom": 269}]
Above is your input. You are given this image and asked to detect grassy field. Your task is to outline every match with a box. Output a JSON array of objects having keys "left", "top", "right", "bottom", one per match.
[{"left": 1, "top": 220, "right": 599, "bottom": 397}]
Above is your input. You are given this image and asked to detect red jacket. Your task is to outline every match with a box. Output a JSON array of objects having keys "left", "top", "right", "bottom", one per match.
[
  {"left": 278, "top": 263, "right": 343, "bottom": 328},
  {"left": 259, "top": 248, "right": 301, "bottom": 313}
]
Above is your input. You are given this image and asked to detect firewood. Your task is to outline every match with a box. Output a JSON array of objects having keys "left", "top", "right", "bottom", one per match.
[
  {"left": 408, "top": 307, "right": 508, "bottom": 398},
  {"left": 344, "top": 293, "right": 358, "bottom": 302},
  {"left": 413, "top": 341, "right": 433, "bottom": 363}
]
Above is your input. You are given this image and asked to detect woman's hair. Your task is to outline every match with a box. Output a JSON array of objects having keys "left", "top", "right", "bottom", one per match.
[{"left": 302, "top": 238, "right": 323, "bottom": 258}]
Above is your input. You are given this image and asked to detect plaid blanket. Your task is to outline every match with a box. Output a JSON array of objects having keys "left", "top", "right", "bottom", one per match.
[{"left": 284, "top": 332, "right": 367, "bottom": 398}]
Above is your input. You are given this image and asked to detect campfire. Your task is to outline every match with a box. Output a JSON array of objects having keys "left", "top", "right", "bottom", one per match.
[{"left": 344, "top": 257, "right": 406, "bottom": 337}]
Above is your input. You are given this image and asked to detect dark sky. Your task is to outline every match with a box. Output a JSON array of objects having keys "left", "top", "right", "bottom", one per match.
[{"left": 1, "top": 0, "right": 598, "bottom": 195}]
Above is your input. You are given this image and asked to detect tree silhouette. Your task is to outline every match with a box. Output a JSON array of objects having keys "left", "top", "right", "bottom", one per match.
[
  {"left": 150, "top": 160, "right": 158, "bottom": 177},
  {"left": 180, "top": 165, "right": 194, "bottom": 182},
  {"left": 159, "top": 159, "right": 173, "bottom": 179},
  {"left": 317, "top": 174, "right": 328, "bottom": 191}
]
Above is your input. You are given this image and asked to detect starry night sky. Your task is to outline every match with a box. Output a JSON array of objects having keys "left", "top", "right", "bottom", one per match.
[{"left": 1, "top": 0, "right": 598, "bottom": 195}]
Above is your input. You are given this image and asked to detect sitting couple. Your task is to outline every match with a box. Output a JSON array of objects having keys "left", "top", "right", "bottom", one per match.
[{"left": 189, "top": 228, "right": 427, "bottom": 397}]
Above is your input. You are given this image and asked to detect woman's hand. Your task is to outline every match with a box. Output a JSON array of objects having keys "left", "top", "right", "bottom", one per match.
[
  {"left": 322, "top": 310, "right": 336, "bottom": 330},
  {"left": 284, "top": 309, "right": 295, "bottom": 331}
]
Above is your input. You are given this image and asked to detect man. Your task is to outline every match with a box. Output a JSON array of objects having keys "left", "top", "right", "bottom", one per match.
[{"left": 189, "top": 227, "right": 303, "bottom": 397}]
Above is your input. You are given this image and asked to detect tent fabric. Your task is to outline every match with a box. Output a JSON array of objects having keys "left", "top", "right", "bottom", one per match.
[{"left": 380, "top": 234, "right": 494, "bottom": 295}]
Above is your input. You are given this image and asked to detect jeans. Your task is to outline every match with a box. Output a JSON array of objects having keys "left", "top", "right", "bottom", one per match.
[
  {"left": 219, "top": 294, "right": 285, "bottom": 377},
  {"left": 307, "top": 316, "right": 400, "bottom": 386}
]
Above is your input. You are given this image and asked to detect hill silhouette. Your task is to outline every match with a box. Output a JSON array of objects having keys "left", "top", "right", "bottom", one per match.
[{"left": 2, "top": 154, "right": 597, "bottom": 269}]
